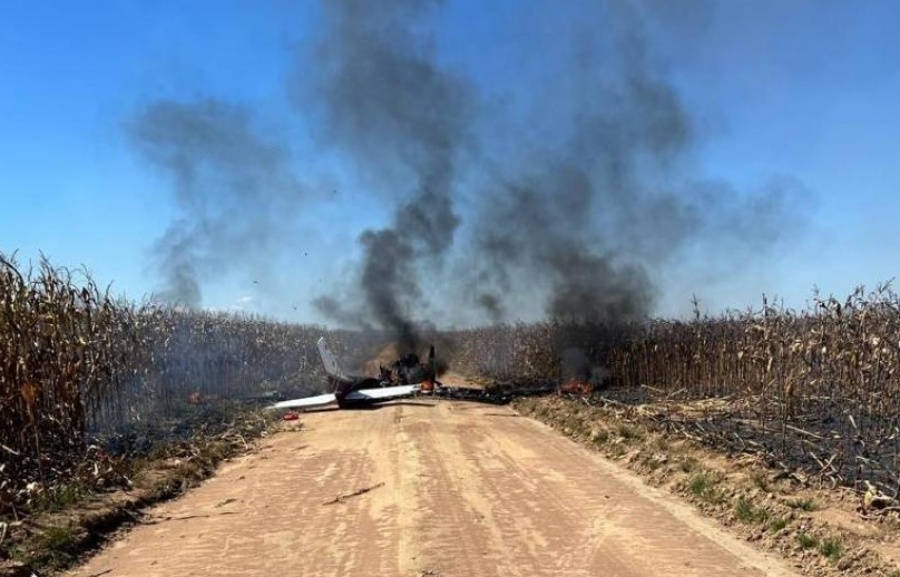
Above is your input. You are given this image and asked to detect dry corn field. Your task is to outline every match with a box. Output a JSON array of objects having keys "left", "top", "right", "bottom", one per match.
[
  {"left": 608, "top": 287, "right": 900, "bottom": 495},
  {"left": 4, "top": 250, "right": 900, "bottom": 518},
  {"left": 0, "top": 254, "right": 336, "bottom": 515},
  {"left": 450, "top": 286, "right": 900, "bottom": 496}
]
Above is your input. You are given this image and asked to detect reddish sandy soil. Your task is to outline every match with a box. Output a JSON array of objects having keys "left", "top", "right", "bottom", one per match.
[{"left": 67, "top": 400, "right": 801, "bottom": 577}]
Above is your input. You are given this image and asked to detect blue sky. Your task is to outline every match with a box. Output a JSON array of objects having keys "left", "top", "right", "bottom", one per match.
[{"left": 1, "top": 1, "right": 899, "bottom": 323}]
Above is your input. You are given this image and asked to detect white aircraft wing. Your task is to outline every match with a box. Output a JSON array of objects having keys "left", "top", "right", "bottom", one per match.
[
  {"left": 271, "top": 393, "right": 338, "bottom": 409},
  {"left": 344, "top": 385, "right": 419, "bottom": 401}
]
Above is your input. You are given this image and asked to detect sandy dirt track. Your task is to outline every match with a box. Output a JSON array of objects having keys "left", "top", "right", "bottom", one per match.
[{"left": 68, "top": 401, "right": 800, "bottom": 577}]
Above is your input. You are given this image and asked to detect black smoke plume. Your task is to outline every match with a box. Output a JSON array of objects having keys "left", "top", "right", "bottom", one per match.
[
  {"left": 130, "top": 1, "right": 807, "bottom": 341},
  {"left": 298, "top": 0, "right": 469, "bottom": 350}
]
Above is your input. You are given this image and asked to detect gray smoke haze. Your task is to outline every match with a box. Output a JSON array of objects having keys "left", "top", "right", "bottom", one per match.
[
  {"left": 129, "top": 0, "right": 807, "bottom": 342},
  {"left": 126, "top": 99, "right": 304, "bottom": 308},
  {"left": 462, "top": 2, "right": 802, "bottom": 325}
]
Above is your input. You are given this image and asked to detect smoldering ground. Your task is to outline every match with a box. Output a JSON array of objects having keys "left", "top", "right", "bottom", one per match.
[{"left": 128, "top": 0, "right": 807, "bottom": 346}]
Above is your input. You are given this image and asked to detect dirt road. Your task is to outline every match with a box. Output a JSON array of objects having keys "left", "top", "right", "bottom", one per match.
[{"left": 68, "top": 401, "right": 799, "bottom": 577}]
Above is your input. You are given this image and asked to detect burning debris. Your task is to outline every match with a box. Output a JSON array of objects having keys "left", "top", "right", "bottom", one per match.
[
  {"left": 557, "top": 347, "right": 611, "bottom": 396},
  {"left": 379, "top": 345, "right": 440, "bottom": 388}
]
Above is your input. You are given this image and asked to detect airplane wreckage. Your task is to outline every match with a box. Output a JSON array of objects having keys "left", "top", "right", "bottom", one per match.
[
  {"left": 270, "top": 338, "right": 436, "bottom": 410},
  {"left": 269, "top": 337, "right": 558, "bottom": 412}
]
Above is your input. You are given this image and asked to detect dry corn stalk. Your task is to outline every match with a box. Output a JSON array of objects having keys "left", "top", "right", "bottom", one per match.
[{"left": 0, "top": 252, "right": 339, "bottom": 514}]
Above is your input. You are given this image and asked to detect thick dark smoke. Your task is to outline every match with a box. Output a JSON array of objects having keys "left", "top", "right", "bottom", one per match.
[
  {"left": 297, "top": 0, "right": 468, "bottom": 350},
  {"left": 471, "top": 167, "right": 658, "bottom": 325},
  {"left": 127, "top": 99, "right": 304, "bottom": 308},
  {"left": 462, "top": 2, "right": 801, "bottom": 325},
  {"left": 130, "top": 1, "right": 807, "bottom": 341}
]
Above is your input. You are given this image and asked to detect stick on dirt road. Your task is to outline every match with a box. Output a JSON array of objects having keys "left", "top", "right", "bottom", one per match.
[{"left": 68, "top": 401, "right": 800, "bottom": 577}]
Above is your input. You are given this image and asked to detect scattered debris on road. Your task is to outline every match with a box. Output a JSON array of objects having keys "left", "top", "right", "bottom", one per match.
[{"left": 322, "top": 482, "right": 385, "bottom": 506}]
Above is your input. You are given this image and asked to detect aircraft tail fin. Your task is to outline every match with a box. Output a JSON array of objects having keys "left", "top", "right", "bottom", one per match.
[{"left": 316, "top": 337, "right": 351, "bottom": 386}]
